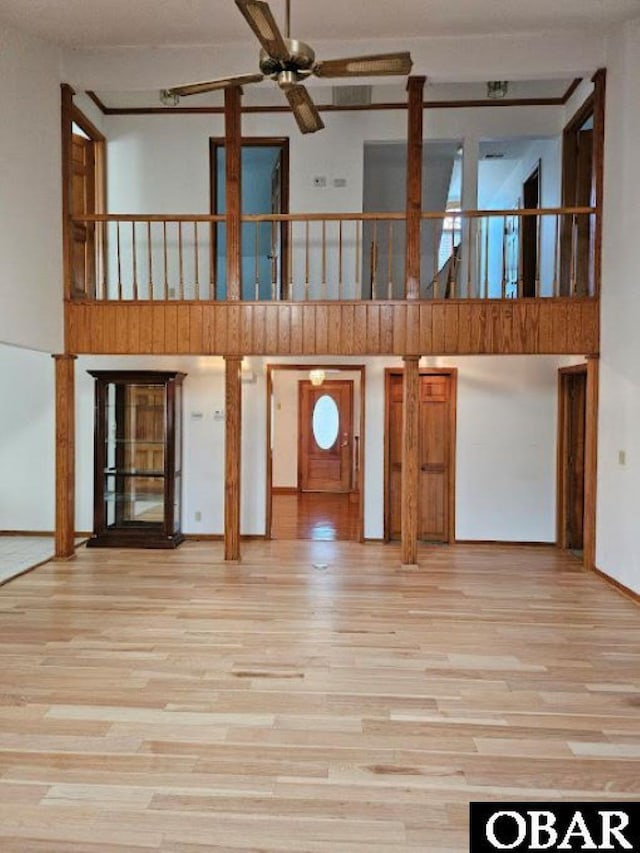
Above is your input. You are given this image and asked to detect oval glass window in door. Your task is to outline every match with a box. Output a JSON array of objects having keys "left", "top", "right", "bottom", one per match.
[{"left": 312, "top": 394, "right": 340, "bottom": 450}]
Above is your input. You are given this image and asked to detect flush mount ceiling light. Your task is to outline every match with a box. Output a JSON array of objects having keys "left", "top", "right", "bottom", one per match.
[
  {"left": 160, "top": 89, "right": 180, "bottom": 106},
  {"left": 487, "top": 81, "right": 509, "bottom": 100},
  {"left": 309, "top": 368, "right": 326, "bottom": 387}
]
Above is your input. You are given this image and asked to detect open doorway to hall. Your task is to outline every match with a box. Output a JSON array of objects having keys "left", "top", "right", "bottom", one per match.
[{"left": 266, "top": 365, "right": 365, "bottom": 541}]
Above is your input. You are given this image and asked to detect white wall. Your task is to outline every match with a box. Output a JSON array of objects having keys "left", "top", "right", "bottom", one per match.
[
  {"left": 436, "top": 355, "right": 579, "bottom": 541},
  {"left": 596, "top": 19, "right": 640, "bottom": 594},
  {"left": 0, "top": 24, "right": 63, "bottom": 352},
  {"left": 0, "top": 343, "right": 55, "bottom": 531}
]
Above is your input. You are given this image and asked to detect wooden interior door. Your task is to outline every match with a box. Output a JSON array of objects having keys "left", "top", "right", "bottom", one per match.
[
  {"left": 299, "top": 380, "right": 353, "bottom": 492},
  {"left": 418, "top": 375, "right": 451, "bottom": 540},
  {"left": 388, "top": 376, "right": 404, "bottom": 539},
  {"left": 71, "top": 134, "right": 96, "bottom": 297},
  {"left": 387, "top": 372, "right": 454, "bottom": 543},
  {"left": 560, "top": 370, "right": 587, "bottom": 550}
]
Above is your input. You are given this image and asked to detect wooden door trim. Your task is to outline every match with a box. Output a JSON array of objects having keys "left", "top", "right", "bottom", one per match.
[
  {"left": 209, "top": 136, "right": 290, "bottom": 297},
  {"left": 583, "top": 356, "right": 599, "bottom": 572},
  {"left": 62, "top": 88, "right": 107, "bottom": 308},
  {"left": 556, "top": 362, "right": 597, "bottom": 564},
  {"left": 561, "top": 71, "right": 605, "bottom": 296},
  {"left": 265, "top": 363, "right": 366, "bottom": 542},
  {"left": 384, "top": 367, "right": 457, "bottom": 544}
]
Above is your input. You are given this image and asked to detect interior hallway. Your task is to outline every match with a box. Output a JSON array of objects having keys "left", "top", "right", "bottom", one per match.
[
  {"left": 270, "top": 491, "right": 360, "bottom": 541},
  {"left": 0, "top": 541, "right": 637, "bottom": 851}
]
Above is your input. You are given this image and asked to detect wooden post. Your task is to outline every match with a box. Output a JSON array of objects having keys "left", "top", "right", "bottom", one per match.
[
  {"left": 224, "top": 355, "right": 243, "bottom": 561},
  {"left": 405, "top": 76, "right": 426, "bottom": 300},
  {"left": 591, "top": 69, "right": 606, "bottom": 297},
  {"left": 583, "top": 355, "right": 599, "bottom": 572},
  {"left": 401, "top": 355, "right": 420, "bottom": 565},
  {"left": 61, "top": 84, "right": 75, "bottom": 303},
  {"left": 53, "top": 354, "right": 77, "bottom": 559},
  {"left": 225, "top": 86, "right": 243, "bottom": 301}
]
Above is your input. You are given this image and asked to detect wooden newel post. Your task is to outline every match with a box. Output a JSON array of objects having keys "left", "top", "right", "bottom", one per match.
[
  {"left": 405, "top": 76, "right": 426, "bottom": 300},
  {"left": 225, "top": 86, "right": 243, "bottom": 302},
  {"left": 401, "top": 355, "right": 420, "bottom": 565},
  {"left": 53, "top": 354, "right": 77, "bottom": 559},
  {"left": 224, "top": 356, "right": 243, "bottom": 561}
]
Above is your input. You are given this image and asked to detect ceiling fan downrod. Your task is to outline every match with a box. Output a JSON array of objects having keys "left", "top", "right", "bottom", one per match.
[{"left": 285, "top": 0, "right": 291, "bottom": 39}]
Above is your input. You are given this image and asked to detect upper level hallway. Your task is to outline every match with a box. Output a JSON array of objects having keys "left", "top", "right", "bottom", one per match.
[{"left": 62, "top": 71, "right": 605, "bottom": 359}]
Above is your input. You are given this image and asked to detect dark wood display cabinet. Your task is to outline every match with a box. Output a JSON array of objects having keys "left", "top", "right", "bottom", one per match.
[{"left": 87, "top": 370, "right": 186, "bottom": 548}]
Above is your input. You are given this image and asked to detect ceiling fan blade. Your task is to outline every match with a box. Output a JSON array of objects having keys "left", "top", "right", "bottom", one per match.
[
  {"left": 314, "top": 51, "right": 413, "bottom": 78},
  {"left": 284, "top": 85, "right": 325, "bottom": 134},
  {"left": 235, "top": 0, "right": 290, "bottom": 62},
  {"left": 165, "top": 73, "right": 265, "bottom": 98}
]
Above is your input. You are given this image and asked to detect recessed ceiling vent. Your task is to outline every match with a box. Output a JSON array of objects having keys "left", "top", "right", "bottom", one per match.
[
  {"left": 484, "top": 152, "right": 505, "bottom": 160},
  {"left": 332, "top": 85, "right": 372, "bottom": 107}
]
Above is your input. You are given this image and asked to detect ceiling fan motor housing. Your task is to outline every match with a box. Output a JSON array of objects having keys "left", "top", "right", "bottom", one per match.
[{"left": 259, "top": 39, "right": 316, "bottom": 80}]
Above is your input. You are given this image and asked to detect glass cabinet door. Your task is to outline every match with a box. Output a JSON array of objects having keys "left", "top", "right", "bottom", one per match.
[
  {"left": 90, "top": 370, "right": 185, "bottom": 549},
  {"left": 104, "top": 382, "right": 166, "bottom": 528}
]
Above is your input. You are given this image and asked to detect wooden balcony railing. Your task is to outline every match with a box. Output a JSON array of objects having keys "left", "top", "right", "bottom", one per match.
[{"left": 70, "top": 207, "right": 597, "bottom": 303}]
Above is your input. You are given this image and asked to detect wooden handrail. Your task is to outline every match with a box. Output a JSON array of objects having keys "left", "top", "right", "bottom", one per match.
[
  {"left": 72, "top": 207, "right": 596, "bottom": 224},
  {"left": 424, "top": 206, "right": 595, "bottom": 220},
  {"left": 72, "top": 213, "right": 226, "bottom": 223},
  {"left": 71, "top": 207, "right": 598, "bottom": 303}
]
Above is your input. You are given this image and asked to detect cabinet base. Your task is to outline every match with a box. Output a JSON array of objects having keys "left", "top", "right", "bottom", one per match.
[{"left": 87, "top": 532, "right": 185, "bottom": 549}]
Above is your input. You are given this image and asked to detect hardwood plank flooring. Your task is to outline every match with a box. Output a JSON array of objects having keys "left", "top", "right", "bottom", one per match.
[
  {"left": 0, "top": 542, "right": 638, "bottom": 851},
  {"left": 271, "top": 493, "right": 360, "bottom": 541}
]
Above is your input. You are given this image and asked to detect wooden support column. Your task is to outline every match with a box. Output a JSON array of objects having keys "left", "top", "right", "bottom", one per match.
[
  {"left": 53, "top": 354, "right": 76, "bottom": 559},
  {"left": 591, "top": 69, "right": 606, "bottom": 297},
  {"left": 61, "top": 84, "right": 75, "bottom": 303},
  {"left": 401, "top": 355, "right": 420, "bottom": 565},
  {"left": 224, "top": 356, "right": 243, "bottom": 561},
  {"left": 225, "top": 86, "right": 243, "bottom": 301},
  {"left": 584, "top": 355, "right": 599, "bottom": 572},
  {"left": 405, "top": 76, "right": 426, "bottom": 300}
]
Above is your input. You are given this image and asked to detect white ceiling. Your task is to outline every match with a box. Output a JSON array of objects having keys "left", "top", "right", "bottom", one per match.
[{"left": 1, "top": 0, "right": 639, "bottom": 48}]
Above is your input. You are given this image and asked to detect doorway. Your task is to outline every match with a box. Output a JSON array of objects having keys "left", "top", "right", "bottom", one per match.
[
  {"left": 385, "top": 369, "right": 457, "bottom": 543},
  {"left": 266, "top": 365, "right": 365, "bottom": 541},
  {"left": 557, "top": 365, "right": 587, "bottom": 551},
  {"left": 210, "top": 137, "right": 289, "bottom": 300},
  {"left": 522, "top": 163, "right": 541, "bottom": 297}
]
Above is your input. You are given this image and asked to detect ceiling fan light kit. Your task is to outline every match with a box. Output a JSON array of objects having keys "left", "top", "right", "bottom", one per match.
[{"left": 163, "top": 0, "right": 414, "bottom": 134}]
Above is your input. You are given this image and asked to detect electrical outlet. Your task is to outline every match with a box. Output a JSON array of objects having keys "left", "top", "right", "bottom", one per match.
[
  {"left": 333, "top": 177, "right": 347, "bottom": 188},
  {"left": 618, "top": 450, "right": 626, "bottom": 466},
  {"left": 194, "top": 511, "right": 202, "bottom": 522}
]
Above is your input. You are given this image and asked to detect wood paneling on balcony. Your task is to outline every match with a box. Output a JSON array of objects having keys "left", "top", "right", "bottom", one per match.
[{"left": 66, "top": 298, "right": 599, "bottom": 356}]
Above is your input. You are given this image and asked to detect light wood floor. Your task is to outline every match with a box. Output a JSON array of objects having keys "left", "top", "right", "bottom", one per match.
[
  {"left": 271, "top": 492, "right": 360, "bottom": 541},
  {"left": 0, "top": 541, "right": 638, "bottom": 852}
]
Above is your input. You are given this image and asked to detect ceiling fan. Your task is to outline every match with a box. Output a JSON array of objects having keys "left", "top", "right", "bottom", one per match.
[{"left": 162, "top": 0, "right": 413, "bottom": 134}]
